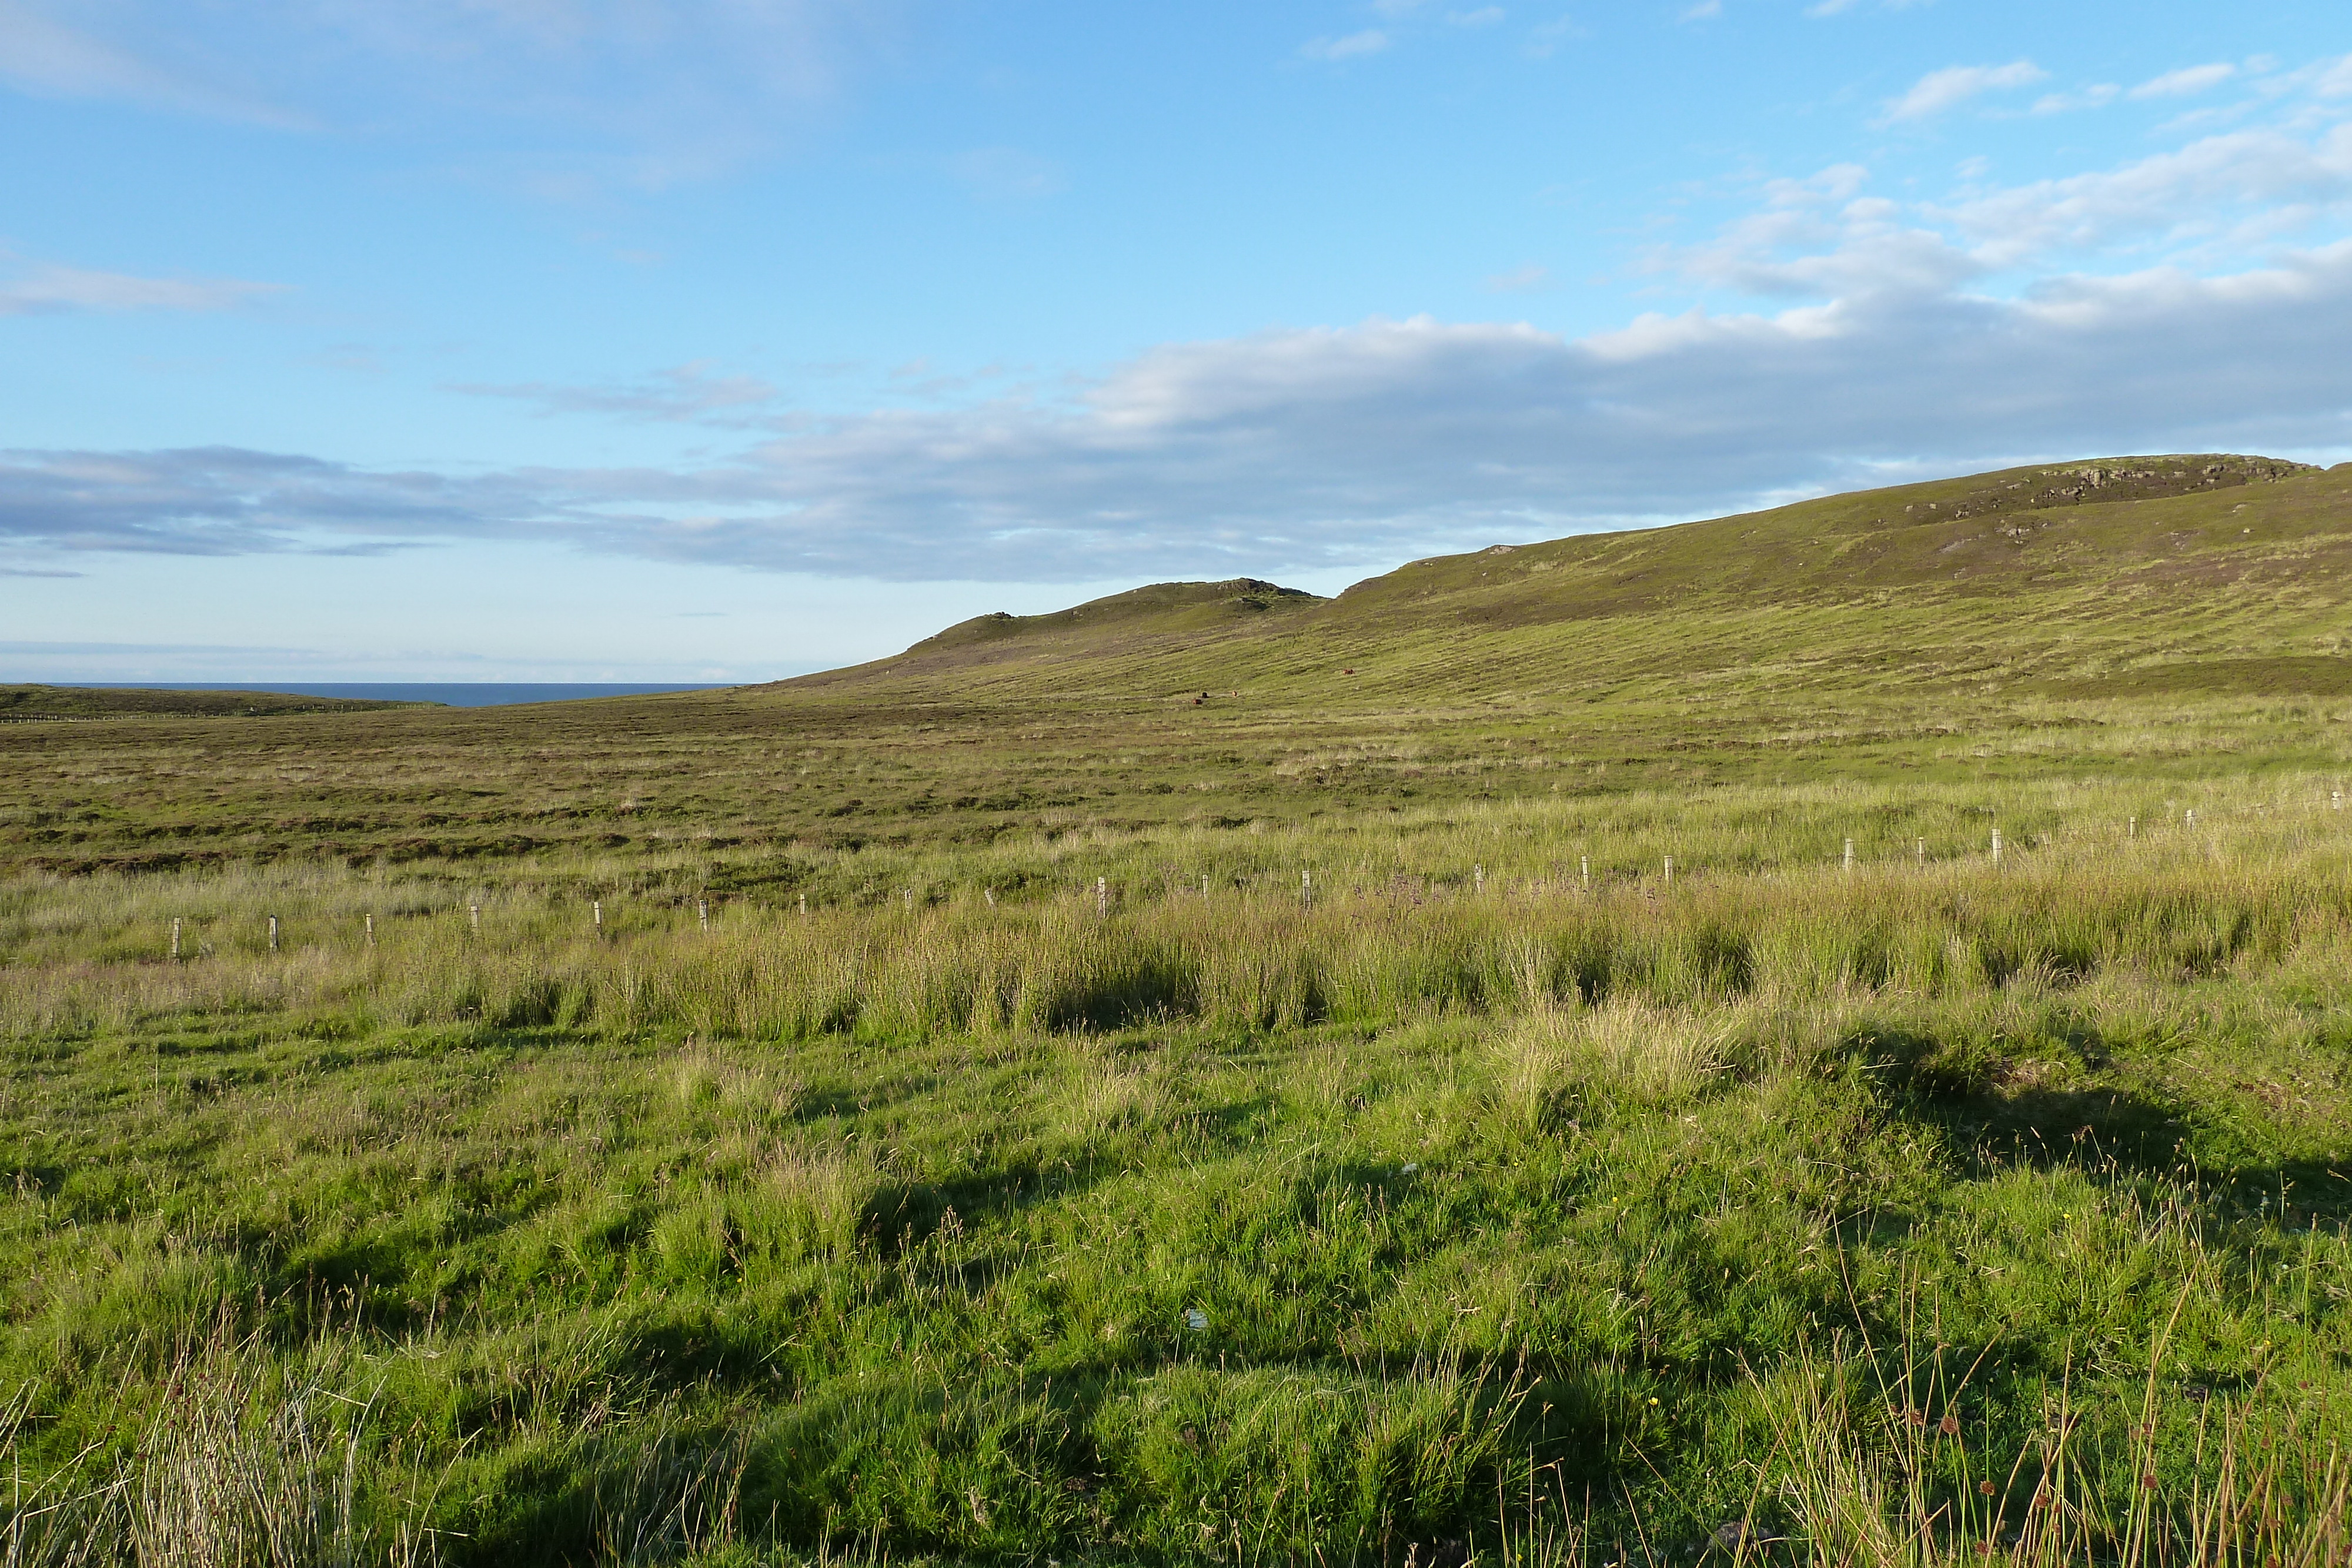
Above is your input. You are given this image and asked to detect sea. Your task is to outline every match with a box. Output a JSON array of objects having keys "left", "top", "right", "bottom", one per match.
[{"left": 74, "top": 683, "right": 737, "bottom": 708}]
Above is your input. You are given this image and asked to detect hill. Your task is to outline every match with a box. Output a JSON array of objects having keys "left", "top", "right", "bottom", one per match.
[{"left": 777, "top": 452, "right": 2348, "bottom": 707}]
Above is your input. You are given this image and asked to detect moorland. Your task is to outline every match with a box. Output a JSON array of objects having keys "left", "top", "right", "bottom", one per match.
[{"left": 3, "top": 453, "right": 2351, "bottom": 1566}]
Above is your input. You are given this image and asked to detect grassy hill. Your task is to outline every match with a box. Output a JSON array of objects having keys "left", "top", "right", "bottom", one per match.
[{"left": 783, "top": 452, "right": 2347, "bottom": 707}]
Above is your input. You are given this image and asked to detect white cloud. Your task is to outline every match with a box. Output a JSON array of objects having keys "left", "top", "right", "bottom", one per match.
[
  {"left": 1879, "top": 60, "right": 2048, "bottom": 124},
  {"left": 2031, "top": 83, "right": 2119, "bottom": 115},
  {"left": 1937, "top": 123, "right": 2352, "bottom": 266},
  {"left": 12, "top": 241, "right": 2352, "bottom": 583},
  {"left": 2130, "top": 63, "right": 2237, "bottom": 100},
  {"left": 1302, "top": 29, "right": 1391, "bottom": 60},
  {"left": 0, "top": 258, "right": 283, "bottom": 316},
  {"left": 1679, "top": 1, "right": 1722, "bottom": 21},
  {"left": 1448, "top": 7, "right": 1506, "bottom": 25}
]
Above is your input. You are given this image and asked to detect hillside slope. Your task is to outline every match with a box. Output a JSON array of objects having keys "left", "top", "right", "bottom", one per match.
[{"left": 769, "top": 453, "right": 2350, "bottom": 709}]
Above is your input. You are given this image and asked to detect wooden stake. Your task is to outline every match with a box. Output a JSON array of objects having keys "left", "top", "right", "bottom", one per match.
[
  {"left": 365, "top": 912, "right": 375, "bottom": 947},
  {"left": 984, "top": 887, "right": 997, "bottom": 908},
  {"left": 1473, "top": 863, "right": 1484, "bottom": 895},
  {"left": 171, "top": 917, "right": 181, "bottom": 960},
  {"left": 268, "top": 914, "right": 278, "bottom": 951},
  {"left": 1915, "top": 837, "right": 1925, "bottom": 863},
  {"left": 1201, "top": 873, "right": 1210, "bottom": 898},
  {"left": 697, "top": 899, "right": 709, "bottom": 932},
  {"left": 1581, "top": 855, "right": 1590, "bottom": 889},
  {"left": 1990, "top": 830, "right": 2002, "bottom": 865},
  {"left": 2129, "top": 817, "right": 2137, "bottom": 840},
  {"left": 592, "top": 901, "right": 602, "bottom": 939},
  {"left": 1300, "top": 870, "right": 1312, "bottom": 905},
  {"left": 2334, "top": 791, "right": 2343, "bottom": 811},
  {"left": 1663, "top": 854, "right": 1673, "bottom": 885},
  {"left": 1097, "top": 875, "right": 1109, "bottom": 915},
  {"left": 799, "top": 892, "right": 808, "bottom": 918},
  {"left": 1843, "top": 838, "right": 1855, "bottom": 874}
]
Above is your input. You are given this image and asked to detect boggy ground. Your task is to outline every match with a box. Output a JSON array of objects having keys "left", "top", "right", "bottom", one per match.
[{"left": 4, "top": 775, "right": 2352, "bottom": 1566}]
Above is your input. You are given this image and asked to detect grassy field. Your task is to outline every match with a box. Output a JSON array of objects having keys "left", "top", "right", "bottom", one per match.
[{"left": 4, "top": 456, "right": 2352, "bottom": 1566}]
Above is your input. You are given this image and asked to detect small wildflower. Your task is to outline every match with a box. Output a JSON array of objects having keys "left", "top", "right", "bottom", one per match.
[
  {"left": 2141, "top": 1473, "right": 2159, "bottom": 1490},
  {"left": 1978, "top": 1481, "right": 1996, "bottom": 1497},
  {"left": 1939, "top": 1414, "right": 1962, "bottom": 1437},
  {"left": 1647, "top": 1396, "right": 1660, "bottom": 1406}
]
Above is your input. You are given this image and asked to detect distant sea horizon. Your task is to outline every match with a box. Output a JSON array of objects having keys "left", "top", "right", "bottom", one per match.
[{"left": 54, "top": 682, "right": 741, "bottom": 708}]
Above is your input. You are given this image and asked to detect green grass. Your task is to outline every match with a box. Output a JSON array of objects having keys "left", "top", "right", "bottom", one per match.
[{"left": 4, "top": 455, "right": 2352, "bottom": 1565}]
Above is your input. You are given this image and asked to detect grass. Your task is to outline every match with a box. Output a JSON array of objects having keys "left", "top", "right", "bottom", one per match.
[{"left": 4, "top": 454, "right": 2352, "bottom": 1563}]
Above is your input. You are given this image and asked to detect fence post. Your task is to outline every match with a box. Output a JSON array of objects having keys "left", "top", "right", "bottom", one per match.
[
  {"left": 1097, "top": 876, "right": 1109, "bottom": 915},
  {"left": 1581, "top": 855, "right": 1590, "bottom": 890},
  {"left": 1201, "top": 873, "right": 1211, "bottom": 899},
  {"left": 2129, "top": 817, "right": 2137, "bottom": 840},
  {"left": 1916, "top": 837, "right": 1925, "bottom": 864},
  {"left": 1843, "top": 838, "right": 1855, "bottom": 874},
  {"left": 171, "top": 918, "right": 182, "bottom": 961},
  {"left": 365, "top": 912, "right": 375, "bottom": 948},
  {"left": 698, "top": 899, "right": 710, "bottom": 932},
  {"left": 469, "top": 903, "right": 480, "bottom": 933},
  {"left": 799, "top": 892, "right": 808, "bottom": 918},
  {"left": 1473, "top": 863, "right": 1484, "bottom": 895},
  {"left": 593, "top": 901, "right": 602, "bottom": 940},
  {"left": 1301, "top": 870, "right": 1312, "bottom": 905},
  {"left": 1663, "top": 854, "right": 1673, "bottom": 885},
  {"left": 268, "top": 914, "right": 279, "bottom": 952},
  {"left": 984, "top": 887, "right": 997, "bottom": 908},
  {"left": 1990, "top": 830, "right": 2002, "bottom": 866}
]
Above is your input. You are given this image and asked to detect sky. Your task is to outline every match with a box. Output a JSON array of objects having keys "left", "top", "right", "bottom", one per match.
[{"left": 4, "top": 0, "right": 2351, "bottom": 683}]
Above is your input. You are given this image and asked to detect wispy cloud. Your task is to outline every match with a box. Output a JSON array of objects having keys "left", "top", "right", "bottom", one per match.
[
  {"left": 1879, "top": 60, "right": 2048, "bottom": 124},
  {"left": 1301, "top": 29, "right": 1391, "bottom": 61},
  {"left": 449, "top": 362, "right": 784, "bottom": 424},
  {"left": 2032, "top": 83, "right": 2120, "bottom": 115},
  {"left": 0, "top": 257, "right": 283, "bottom": 316},
  {"left": 2130, "top": 63, "right": 2237, "bottom": 100}
]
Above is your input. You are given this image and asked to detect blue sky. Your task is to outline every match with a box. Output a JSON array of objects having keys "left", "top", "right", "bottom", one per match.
[{"left": 4, "top": 0, "right": 2350, "bottom": 682}]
